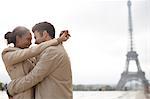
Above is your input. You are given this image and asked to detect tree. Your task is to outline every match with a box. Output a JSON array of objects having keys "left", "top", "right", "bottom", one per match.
[
  {"left": 0, "top": 82, "right": 5, "bottom": 91},
  {"left": 0, "top": 82, "right": 3, "bottom": 90}
]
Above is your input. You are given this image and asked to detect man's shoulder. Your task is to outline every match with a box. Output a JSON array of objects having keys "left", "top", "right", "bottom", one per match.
[
  {"left": 41, "top": 45, "right": 64, "bottom": 55},
  {"left": 39, "top": 45, "right": 69, "bottom": 61},
  {"left": 45, "top": 45, "right": 60, "bottom": 50}
]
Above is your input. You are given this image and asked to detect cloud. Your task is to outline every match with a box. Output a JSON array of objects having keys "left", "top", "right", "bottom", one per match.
[{"left": 0, "top": 0, "right": 149, "bottom": 85}]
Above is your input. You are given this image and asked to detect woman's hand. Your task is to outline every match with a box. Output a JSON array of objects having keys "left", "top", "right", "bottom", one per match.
[
  {"left": 57, "top": 30, "right": 71, "bottom": 43},
  {"left": 8, "top": 96, "right": 13, "bottom": 99}
]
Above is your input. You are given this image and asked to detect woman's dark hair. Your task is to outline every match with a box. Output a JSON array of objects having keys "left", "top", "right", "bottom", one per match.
[
  {"left": 4, "top": 26, "right": 29, "bottom": 45},
  {"left": 32, "top": 21, "right": 55, "bottom": 38}
]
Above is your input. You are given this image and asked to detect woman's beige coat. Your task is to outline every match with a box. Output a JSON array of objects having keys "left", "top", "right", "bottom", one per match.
[{"left": 2, "top": 39, "right": 58, "bottom": 99}]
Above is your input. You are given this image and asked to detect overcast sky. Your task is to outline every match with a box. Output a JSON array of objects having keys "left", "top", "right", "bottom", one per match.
[{"left": 0, "top": 0, "right": 150, "bottom": 85}]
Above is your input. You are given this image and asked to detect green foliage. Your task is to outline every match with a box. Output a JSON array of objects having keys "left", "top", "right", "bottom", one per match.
[
  {"left": 73, "top": 84, "right": 115, "bottom": 91},
  {"left": 0, "top": 82, "right": 4, "bottom": 91},
  {"left": 0, "top": 82, "right": 3, "bottom": 90}
]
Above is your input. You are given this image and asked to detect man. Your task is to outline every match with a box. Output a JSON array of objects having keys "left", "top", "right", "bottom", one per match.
[{"left": 7, "top": 22, "right": 72, "bottom": 99}]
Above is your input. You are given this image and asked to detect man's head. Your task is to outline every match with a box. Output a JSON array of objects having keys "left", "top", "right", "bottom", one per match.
[{"left": 32, "top": 21, "right": 55, "bottom": 44}]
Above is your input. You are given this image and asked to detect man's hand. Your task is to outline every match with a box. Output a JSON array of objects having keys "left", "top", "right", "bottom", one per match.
[{"left": 3, "top": 84, "right": 13, "bottom": 99}]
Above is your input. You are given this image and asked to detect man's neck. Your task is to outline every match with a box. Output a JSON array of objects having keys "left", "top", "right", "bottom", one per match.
[{"left": 45, "top": 36, "right": 52, "bottom": 41}]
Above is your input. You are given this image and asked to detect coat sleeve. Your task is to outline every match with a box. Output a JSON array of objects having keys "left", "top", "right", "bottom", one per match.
[
  {"left": 7, "top": 47, "right": 59, "bottom": 96},
  {"left": 2, "top": 39, "right": 58, "bottom": 66}
]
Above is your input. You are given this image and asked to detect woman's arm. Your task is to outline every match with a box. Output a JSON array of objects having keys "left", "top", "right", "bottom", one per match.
[
  {"left": 2, "top": 31, "right": 70, "bottom": 66},
  {"left": 2, "top": 39, "right": 58, "bottom": 66}
]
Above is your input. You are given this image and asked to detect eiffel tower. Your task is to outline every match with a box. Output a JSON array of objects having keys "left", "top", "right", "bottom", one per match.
[{"left": 116, "top": 0, "right": 149, "bottom": 91}]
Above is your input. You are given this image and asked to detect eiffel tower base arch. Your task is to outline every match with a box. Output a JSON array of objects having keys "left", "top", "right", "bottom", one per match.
[{"left": 116, "top": 71, "right": 149, "bottom": 91}]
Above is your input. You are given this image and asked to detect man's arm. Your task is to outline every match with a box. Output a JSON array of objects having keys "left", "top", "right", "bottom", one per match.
[
  {"left": 7, "top": 47, "right": 59, "bottom": 96},
  {"left": 2, "top": 39, "right": 58, "bottom": 66}
]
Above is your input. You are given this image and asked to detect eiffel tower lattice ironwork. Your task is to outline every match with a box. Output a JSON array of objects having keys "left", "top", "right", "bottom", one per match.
[{"left": 116, "top": 0, "right": 149, "bottom": 90}]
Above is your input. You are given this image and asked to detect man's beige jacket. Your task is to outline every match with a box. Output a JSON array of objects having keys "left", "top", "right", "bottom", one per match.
[{"left": 6, "top": 44, "right": 72, "bottom": 99}]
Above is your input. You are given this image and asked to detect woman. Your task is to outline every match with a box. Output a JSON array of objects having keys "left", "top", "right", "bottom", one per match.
[{"left": 2, "top": 26, "right": 69, "bottom": 99}]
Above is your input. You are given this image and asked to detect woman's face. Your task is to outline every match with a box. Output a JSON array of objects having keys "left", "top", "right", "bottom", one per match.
[{"left": 16, "top": 32, "right": 32, "bottom": 48}]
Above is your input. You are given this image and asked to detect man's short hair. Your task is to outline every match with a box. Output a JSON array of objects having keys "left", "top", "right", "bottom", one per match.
[{"left": 32, "top": 21, "right": 55, "bottom": 38}]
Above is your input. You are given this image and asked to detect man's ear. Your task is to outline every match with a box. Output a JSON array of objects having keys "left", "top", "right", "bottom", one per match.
[{"left": 43, "top": 30, "right": 49, "bottom": 37}]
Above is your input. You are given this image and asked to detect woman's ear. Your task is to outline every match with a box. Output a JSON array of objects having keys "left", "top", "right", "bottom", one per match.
[
  {"left": 16, "top": 35, "right": 20, "bottom": 42},
  {"left": 15, "top": 35, "right": 22, "bottom": 47}
]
